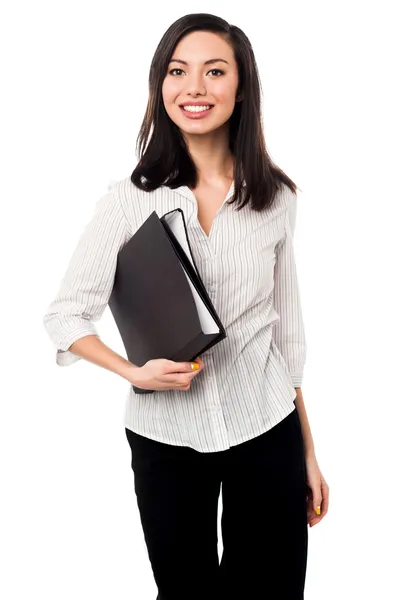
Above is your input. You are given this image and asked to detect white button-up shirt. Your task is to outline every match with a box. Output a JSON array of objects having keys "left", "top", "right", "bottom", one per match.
[{"left": 43, "top": 176, "right": 306, "bottom": 452}]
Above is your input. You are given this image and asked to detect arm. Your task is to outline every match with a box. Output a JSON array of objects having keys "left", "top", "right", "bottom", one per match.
[
  {"left": 42, "top": 184, "right": 138, "bottom": 381},
  {"left": 272, "top": 191, "right": 314, "bottom": 454},
  {"left": 272, "top": 191, "right": 306, "bottom": 387},
  {"left": 294, "top": 387, "right": 315, "bottom": 457}
]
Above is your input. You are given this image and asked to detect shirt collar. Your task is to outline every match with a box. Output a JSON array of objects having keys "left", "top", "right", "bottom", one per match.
[{"left": 170, "top": 178, "right": 246, "bottom": 202}]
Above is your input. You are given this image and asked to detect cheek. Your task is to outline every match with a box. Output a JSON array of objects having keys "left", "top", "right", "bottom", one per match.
[
  {"left": 162, "top": 79, "right": 180, "bottom": 103},
  {"left": 161, "top": 82, "right": 170, "bottom": 105},
  {"left": 214, "top": 82, "right": 239, "bottom": 107},
  {"left": 161, "top": 86, "right": 180, "bottom": 123}
]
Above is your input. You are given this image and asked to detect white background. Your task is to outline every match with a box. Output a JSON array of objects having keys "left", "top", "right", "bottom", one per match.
[{"left": 1, "top": 1, "right": 398, "bottom": 598}]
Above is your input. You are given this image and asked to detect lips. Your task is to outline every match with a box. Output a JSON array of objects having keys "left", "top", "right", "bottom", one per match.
[
  {"left": 179, "top": 105, "right": 215, "bottom": 119},
  {"left": 179, "top": 102, "right": 215, "bottom": 108}
]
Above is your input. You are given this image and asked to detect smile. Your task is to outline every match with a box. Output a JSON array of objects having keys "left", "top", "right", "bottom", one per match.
[{"left": 179, "top": 105, "right": 215, "bottom": 119}]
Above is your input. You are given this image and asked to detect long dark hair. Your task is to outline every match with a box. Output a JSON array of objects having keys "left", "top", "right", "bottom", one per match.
[{"left": 131, "top": 13, "right": 299, "bottom": 212}]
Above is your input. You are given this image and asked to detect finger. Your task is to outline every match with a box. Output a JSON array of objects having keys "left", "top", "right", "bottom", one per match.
[
  {"left": 194, "top": 356, "right": 205, "bottom": 368},
  {"left": 161, "top": 376, "right": 190, "bottom": 389},
  {"left": 313, "top": 483, "right": 328, "bottom": 519},
  {"left": 162, "top": 373, "right": 193, "bottom": 387},
  {"left": 309, "top": 517, "right": 323, "bottom": 527},
  {"left": 311, "top": 484, "right": 323, "bottom": 516},
  {"left": 321, "top": 479, "right": 330, "bottom": 513},
  {"left": 162, "top": 365, "right": 201, "bottom": 382},
  {"left": 162, "top": 372, "right": 190, "bottom": 383},
  {"left": 190, "top": 360, "right": 204, "bottom": 374},
  {"left": 308, "top": 499, "right": 328, "bottom": 526},
  {"left": 164, "top": 360, "right": 201, "bottom": 373}
]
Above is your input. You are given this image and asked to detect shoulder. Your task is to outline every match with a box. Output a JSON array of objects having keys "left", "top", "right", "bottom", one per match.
[
  {"left": 288, "top": 189, "right": 297, "bottom": 235},
  {"left": 104, "top": 177, "right": 172, "bottom": 233},
  {"left": 278, "top": 183, "right": 298, "bottom": 236},
  {"left": 107, "top": 175, "right": 166, "bottom": 203},
  {"left": 106, "top": 176, "right": 141, "bottom": 201},
  {"left": 105, "top": 176, "right": 147, "bottom": 217}
]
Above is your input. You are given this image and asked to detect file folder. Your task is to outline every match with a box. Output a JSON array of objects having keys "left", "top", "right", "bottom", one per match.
[{"left": 108, "top": 208, "right": 227, "bottom": 394}]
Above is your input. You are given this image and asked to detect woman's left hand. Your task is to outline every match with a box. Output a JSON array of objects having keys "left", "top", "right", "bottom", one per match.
[{"left": 304, "top": 453, "right": 329, "bottom": 527}]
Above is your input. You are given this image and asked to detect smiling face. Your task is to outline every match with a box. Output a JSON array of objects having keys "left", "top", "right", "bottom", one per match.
[{"left": 162, "top": 30, "right": 240, "bottom": 137}]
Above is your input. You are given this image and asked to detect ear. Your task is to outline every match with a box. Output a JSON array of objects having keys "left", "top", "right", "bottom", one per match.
[{"left": 236, "top": 91, "right": 243, "bottom": 103}]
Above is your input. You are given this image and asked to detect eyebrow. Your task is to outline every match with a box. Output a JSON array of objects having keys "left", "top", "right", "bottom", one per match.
[{"left": 169, "top": 58, "right": 229, "bottom": 66}]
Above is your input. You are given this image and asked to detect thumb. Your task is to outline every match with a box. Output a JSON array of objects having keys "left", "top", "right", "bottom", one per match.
[{"left": 172, "top": 361, "right": 200, "bottom": 372}]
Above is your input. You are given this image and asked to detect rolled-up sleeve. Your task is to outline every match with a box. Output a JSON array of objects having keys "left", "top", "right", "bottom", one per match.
[
  {"left": 43, "top": 183, "right": 131, "bottom": 366},
  {"left": 272, "top": 192, "right": 307, "bottom": 387}
]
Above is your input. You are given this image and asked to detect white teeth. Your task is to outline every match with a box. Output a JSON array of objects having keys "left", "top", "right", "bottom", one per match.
[{"left": 182, "top": 105, "right": 212, "bottom": 113}]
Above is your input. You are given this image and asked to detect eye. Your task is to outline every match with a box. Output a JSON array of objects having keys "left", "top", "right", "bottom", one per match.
[
  {"left": 208, "top": 68, "right": 224, "bottom": 76},
  {"left": 168, "top": 68, "right": 225, "bottom": 77}
]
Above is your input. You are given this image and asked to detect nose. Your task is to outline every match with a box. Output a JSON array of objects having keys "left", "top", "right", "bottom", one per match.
[{"left": 185, "top": 70, "right": 207, "bottom": 97}]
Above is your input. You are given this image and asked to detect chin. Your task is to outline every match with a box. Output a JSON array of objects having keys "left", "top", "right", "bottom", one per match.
[{"left": 176, "top": 118, "right": 230, "bottom": 136}]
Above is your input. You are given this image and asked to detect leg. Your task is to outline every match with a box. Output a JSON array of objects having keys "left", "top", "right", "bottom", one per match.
[
  {"left": 219, "top": 408, "right": 308, "bottom": 599},
  {"left": 125, "top": 428, "right": 222, "bottom": 600}
]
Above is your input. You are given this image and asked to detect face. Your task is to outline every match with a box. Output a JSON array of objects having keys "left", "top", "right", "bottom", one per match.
[{"left": 161, "top": 30, "right": 240, "bottom": 137}]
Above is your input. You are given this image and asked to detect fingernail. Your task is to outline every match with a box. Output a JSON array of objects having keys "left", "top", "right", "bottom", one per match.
[
  {"left": 191, "top": 363, "right": 199, "bottom": 371},
  {"left": 315, "top": 506, "right": 321, "bottom": 515}
]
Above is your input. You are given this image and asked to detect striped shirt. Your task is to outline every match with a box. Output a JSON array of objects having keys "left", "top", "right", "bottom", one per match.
[{"left": 43, "top": 176, "right": 306, "bottom": 453}]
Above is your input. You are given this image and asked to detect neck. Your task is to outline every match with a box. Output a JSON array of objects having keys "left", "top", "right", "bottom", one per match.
[{"left": 182, "top": 125, "right": 235, "bottom": 186}]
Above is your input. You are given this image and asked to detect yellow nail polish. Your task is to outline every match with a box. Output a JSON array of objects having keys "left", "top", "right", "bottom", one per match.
[
  {"left": 315, "top": 506, "right": 321, "bottom": 515},
  {"left": 191, "top": 362, "right": 199, "bottom": 370}
]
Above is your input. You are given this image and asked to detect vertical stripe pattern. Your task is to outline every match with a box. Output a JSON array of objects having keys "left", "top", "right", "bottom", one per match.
[{"left": 43, "top": 177, "right": 306, "bottom": 452}]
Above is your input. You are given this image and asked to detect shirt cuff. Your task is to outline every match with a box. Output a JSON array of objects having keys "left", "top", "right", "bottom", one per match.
[
  {"left": 290, "top": 373, "right": 303, "bottom": 387},
  {"left": 53, "top": 324, "right": 100, "bottom": 366}
]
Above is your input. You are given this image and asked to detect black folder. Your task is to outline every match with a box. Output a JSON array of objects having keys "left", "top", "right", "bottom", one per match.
[{"left": 108, "top": 208, "right": 227, "bottom": 394}]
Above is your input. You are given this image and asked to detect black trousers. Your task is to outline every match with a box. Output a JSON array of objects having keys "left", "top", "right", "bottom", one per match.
[{"left": 125, "top": 404, "right": 308, "bottom": 600}]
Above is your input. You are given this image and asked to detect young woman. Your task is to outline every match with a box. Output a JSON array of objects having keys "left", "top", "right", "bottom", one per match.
[{"left": 43, "top": 13, "right": 329, "bottom": 600}]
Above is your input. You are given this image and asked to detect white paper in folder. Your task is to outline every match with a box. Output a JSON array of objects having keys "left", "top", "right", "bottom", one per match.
[{"left": 163, "top": 211, "right": 219, "bottom": 335}]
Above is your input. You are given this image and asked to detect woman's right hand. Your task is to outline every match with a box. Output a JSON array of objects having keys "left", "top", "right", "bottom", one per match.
[{"left": 128, "top": 356, "right": 205, "bottom": 391}]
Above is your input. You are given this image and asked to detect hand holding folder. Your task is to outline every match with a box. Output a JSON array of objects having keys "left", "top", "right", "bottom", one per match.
[{"left": 108, "top": 208, "right": 227, "bottom": 393}]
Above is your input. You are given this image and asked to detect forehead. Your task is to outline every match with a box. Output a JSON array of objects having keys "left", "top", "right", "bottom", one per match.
[{"left": 172, "top": 31, "right": 234, "bottom": 62}]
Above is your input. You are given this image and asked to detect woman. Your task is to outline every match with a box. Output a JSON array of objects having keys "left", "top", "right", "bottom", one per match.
[{"left": 43, "top": 13, "right": 329, "bottom": 600}]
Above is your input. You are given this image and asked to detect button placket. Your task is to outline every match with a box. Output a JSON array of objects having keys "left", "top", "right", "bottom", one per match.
[
  {"left": 182, "top": 182, "right": 235, "bottom": 258},
  {"left": 205, "top": 355, "right": 214, "bottom": 385}
]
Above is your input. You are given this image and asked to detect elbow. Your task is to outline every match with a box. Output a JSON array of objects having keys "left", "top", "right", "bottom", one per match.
[{"left": 43, "top": 312, "right": 99, "bottom": 366}]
